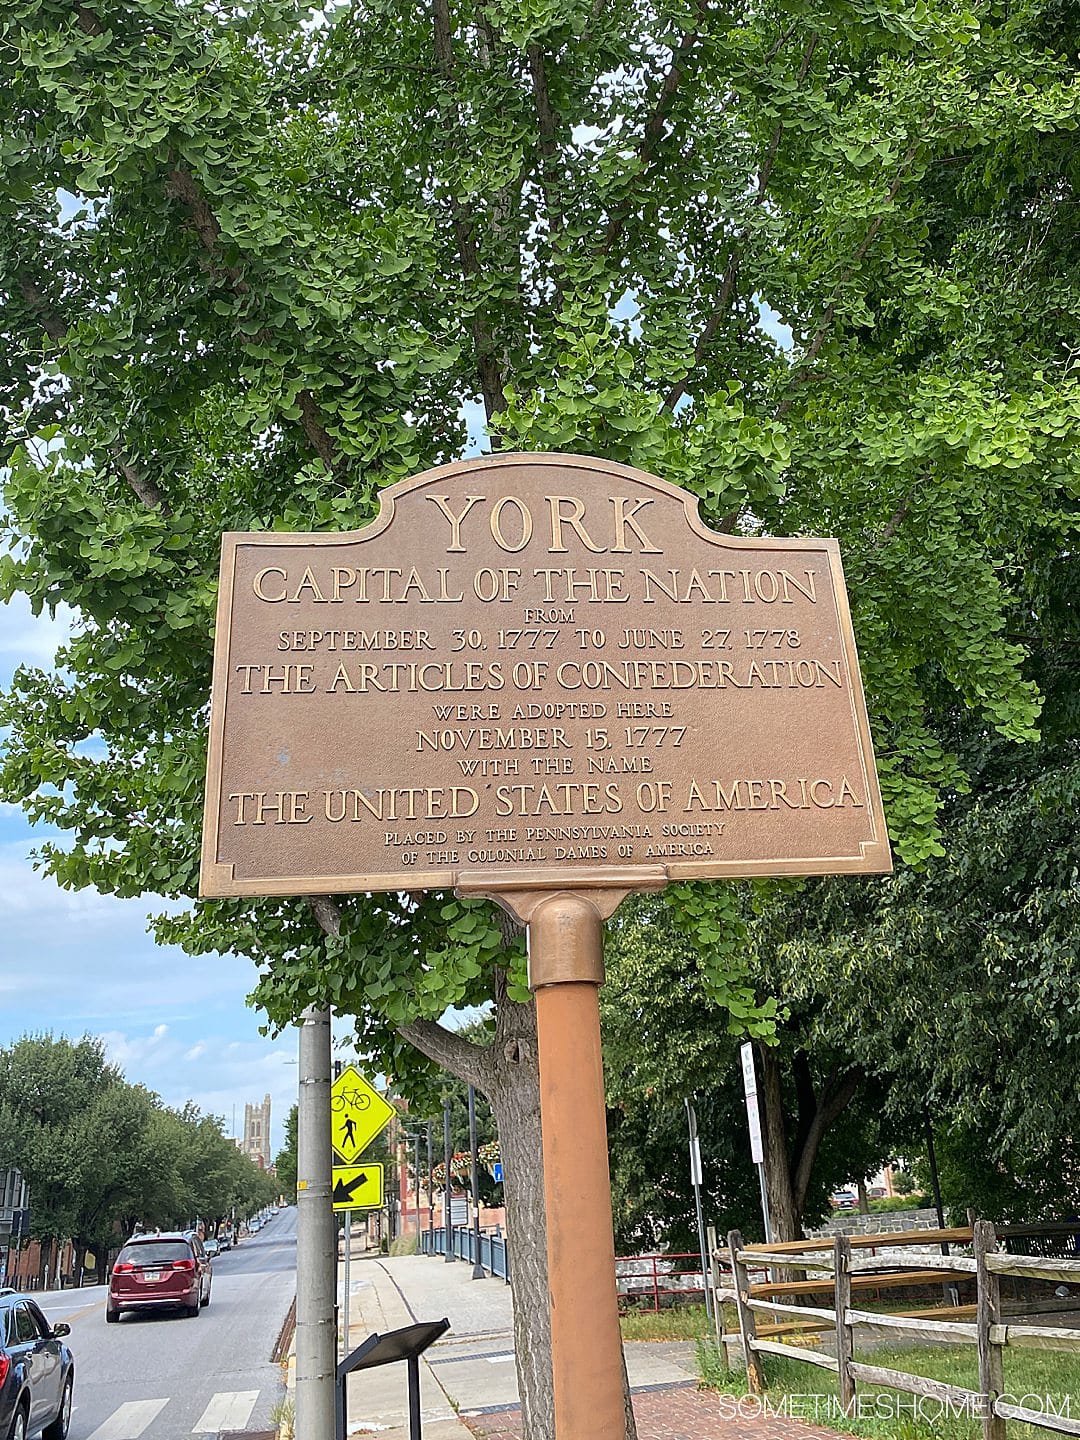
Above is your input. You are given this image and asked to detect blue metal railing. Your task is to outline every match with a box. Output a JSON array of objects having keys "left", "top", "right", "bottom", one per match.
[{"left": 420, "top": 1225, "right": 510, "bottom": 1282}]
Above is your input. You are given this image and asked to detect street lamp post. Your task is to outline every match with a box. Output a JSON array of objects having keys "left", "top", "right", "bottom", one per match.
[
  {"left": 443, "top": 1098, "right": 455, "bottom": 1263},
  {"left": 468, "top": 1085, "right": 485, "bottom": 1280},
  {"left": 402, "top": 1131, "right": 423, "bottom": 1241},
  {"left": 413, "top": 1133, "right": 422, "bottom": 1240},
  {"left": 426, "top": 1120, "right": 434, "bottom": 1245}
]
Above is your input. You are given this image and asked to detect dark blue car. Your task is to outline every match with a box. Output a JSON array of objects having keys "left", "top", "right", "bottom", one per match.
[{"left": 0, "top": 1293, "right": 73, "bottom": 1440}]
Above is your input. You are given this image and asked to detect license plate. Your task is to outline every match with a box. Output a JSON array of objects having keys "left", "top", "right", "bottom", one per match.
[{"left": 143, "top": 1270, "right": 161, "bottom": 1282}]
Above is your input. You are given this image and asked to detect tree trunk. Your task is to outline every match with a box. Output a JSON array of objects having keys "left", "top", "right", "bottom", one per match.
[
  {"left": 757, "top": 1044, "right": 801, "bottom": 1242},
  {"left": 754, "top": 1043, "right": 865, "bottom": 1242},
  {"left": 399, "top": 971, "right": 638, "bottom": 1440},
  {"left": 482, "top": 1005, "right": 554, "bottom": 1440}
]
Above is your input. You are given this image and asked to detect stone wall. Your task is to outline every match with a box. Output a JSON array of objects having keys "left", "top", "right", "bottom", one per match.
[{"left": 806, "top": 1206, "right": 942, "bottom": 1240}]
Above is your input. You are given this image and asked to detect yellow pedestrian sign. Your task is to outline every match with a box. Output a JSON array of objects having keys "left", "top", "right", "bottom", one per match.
[
  {"left": 332, "top": 1163, "right": 384, "bottom": 1211},
  {"left": 331, "top": 1065, "right": 395, "bottom": 1162}
]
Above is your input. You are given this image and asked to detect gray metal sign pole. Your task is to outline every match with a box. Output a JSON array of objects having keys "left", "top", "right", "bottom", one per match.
[
  {"left": 443, "top": 1098, "right": 454, "bottom": 1262},
  {"left": 740, "top": 1043, "right": 774, "bottom": 1246},
  {"left": 426, "top": 1121, "right": 434, "bottom": 1242},
  {"left": 296, "top": 1005, "right": 336, "bottom": 1440},
  {"left": 468, "top": 1085, "right": 485, "bottom": 1279},
  {"left": 342, "top": 1210, "right": 351, "bottom": 1359},
  {"left": 684, "top": 1098, "right": 713, "bottom": 1323}
]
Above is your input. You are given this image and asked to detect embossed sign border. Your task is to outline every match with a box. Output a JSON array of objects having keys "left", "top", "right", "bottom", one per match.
[{"left": 201, "top": 453, "right": 892, "bottom": 897}]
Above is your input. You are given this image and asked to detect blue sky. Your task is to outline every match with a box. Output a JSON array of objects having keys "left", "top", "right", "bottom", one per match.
[{"left": 0, "top": 591, "right": 301, "bottom": 1156}]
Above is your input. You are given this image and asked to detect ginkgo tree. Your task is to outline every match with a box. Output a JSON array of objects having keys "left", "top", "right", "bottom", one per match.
[{"left": 2, "top": 0, "right": 1079, "bottom": 1431}]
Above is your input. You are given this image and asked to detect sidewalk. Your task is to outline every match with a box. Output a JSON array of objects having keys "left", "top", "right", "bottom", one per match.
[
  {"left": 336, "top": 1243, "right": 469, "bottom": 1439},
  {"left": 329, "top": 1243, "right": 848, "bottom": 1440},
  {"left": 467, "top": 1392, "right": 853, "bottom": 1440}
]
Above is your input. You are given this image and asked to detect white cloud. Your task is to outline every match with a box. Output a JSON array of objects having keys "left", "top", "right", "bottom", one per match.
[
  {"left": 99, "top": 1025, "right": 300, "bottom": 1152},
  {"left": 0, "top": 592, "right": 73, "bottom": 669},
  {"left": 0, "top": 824, "right": 301, "bottom": 1153}
]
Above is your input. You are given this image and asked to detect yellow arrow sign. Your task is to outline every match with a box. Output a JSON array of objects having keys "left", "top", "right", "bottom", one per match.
[
  {"left": 332, "top": 1163, "right": 385, "bottom": 1212},
  {"left": 331, "top": 1066, "right": 395, "bottom": 1162}
]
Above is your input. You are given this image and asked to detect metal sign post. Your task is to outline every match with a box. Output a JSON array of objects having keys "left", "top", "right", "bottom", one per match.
[
  {"left": 684, "top": 1097, "right": 713, "bottom": 1324},
  {"left": 468, "top": 1086, "right": 485, "bottom": 1280},
  {"left": 443, "top": 1099, "right": 454, "bottom": 1264},
  {"left": 463, "top": 885, "right": 651, "bottom": 1440},
  {"left": 328, "top": 1070, "right": 392, "bottom": 1375},
  {"left": 426, "top": 1122, "right": 434, "bottom": 1242},
  {"left": 739, "top": 1042, "right": 773, "bottom": 1245},
  {"left": 342, "top": 1209, "right": 351, "bottom": 1361}
]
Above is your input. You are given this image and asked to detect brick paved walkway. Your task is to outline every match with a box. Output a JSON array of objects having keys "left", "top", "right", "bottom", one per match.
[{"left": 464, "top": 1385, "right": 854, "bottom": 1439}]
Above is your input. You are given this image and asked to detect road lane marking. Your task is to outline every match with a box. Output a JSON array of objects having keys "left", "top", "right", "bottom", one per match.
[
  {"left": 192, "top": 1392, "right": 260, "bottom": 1433},
  {"left": 86, "top": 1399, "right": 169, "bottom": 1440}
]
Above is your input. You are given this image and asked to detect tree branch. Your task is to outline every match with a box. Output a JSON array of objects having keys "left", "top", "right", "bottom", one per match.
[
  {"left": 527, "top": 43, "right": 562, "bottom": 250},
  {"left": 398, "top": 1018, "right": 488, "bottom": 1088},
  {"left": 662, "top": 253, "right": 738, "bottom": 412},
  {"left": 778, "top": 143, "right": 921, "bottom": 415},
  {"left": 110, "top": 446, "right": 171, "bottom": 513},
  {"left": 165, "top": 167, "right": 245, "bottom": 287},
  {"left": 662, "top": 34, "right": 818, "bottom": 413},
  {"left": 431, "top": 0, "right": 507, "bottom": 426},
  {"left": 306, "top": 892, "right": 494, "bottom": 1087},
  {"left": 762, "top": 21, "right": 799, "bottom": 65},
  {"left": 165, "top": 165, "right": 340, "bottom": 467},
  {"left": 602, "top": 0, "right": 710, "bottom": 255},
  {"left": 789, "top": 1048, "right": 818, "bottom": 1165},
  {"left": 17, "top": 281, "right": 171, "bottom": 512},
  {"left": 876, "top": 491, "right": 913, "bottom": 548},
  {"left": 307, "top": 894, "right": 344, "bottom": 937},
  {"left": 792, "top": 1066, "right": 862, "bottom": 1213},
  {"left": 19, "top": 279, "right": 69, "bottom": 342}
]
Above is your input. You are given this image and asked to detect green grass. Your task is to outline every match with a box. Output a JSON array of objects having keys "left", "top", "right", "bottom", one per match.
[
  {"left": 269, "top": 1396, "right": 294, "bottom": 1440},
  {"left": 620, "top": 1303, "right": 711, "bottom": 1341},
  {"left": 698, "top": 1339, "right": 1080, "bottom": 1439}
]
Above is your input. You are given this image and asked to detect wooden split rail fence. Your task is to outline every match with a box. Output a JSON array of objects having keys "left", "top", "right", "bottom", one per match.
[{"left": 719, "top": 1220, "right": 1080, "bottom": 1439}]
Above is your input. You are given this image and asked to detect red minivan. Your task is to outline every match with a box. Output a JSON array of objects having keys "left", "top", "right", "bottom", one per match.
[{"left": 106, "top": 1233, "right": 212, "bottom": 1323}]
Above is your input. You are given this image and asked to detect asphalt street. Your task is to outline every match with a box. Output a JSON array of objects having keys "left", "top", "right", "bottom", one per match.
[{"left": 31, "top": 1207, "right": 296, "bottom": 1440}]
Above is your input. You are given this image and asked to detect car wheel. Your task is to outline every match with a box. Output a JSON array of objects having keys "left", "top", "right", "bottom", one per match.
[
  {"left": 43, "top": 1374, "right": 73, "bottom": 1440},
  {"left": 105, "top": 1303, "right": 120, "bottom": 1324},
  {"left": 8, "top": 1403, "right": 28, "bottom": 1440},
  {"left": 185, "top": 1298, "right": 201, "bottom": 1318},
  {"left": 201, "top": 1285, "right": 211, "bottom": 1308}
]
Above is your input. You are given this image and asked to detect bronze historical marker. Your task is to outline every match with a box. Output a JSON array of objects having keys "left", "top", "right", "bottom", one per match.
[
  {"left": 201, "top": 451, "right": 892, "bottom": 1440},
  {"left": 201, "top": 453, "right": 890, "bottom": 897}
]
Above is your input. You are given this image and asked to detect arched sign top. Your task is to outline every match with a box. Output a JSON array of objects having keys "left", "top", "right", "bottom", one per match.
[{"left": 201, "top": 452, "right": 891, "bottom": 898}]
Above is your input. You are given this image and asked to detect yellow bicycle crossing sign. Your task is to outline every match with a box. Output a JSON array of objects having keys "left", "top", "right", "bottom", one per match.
[{"left": 331, "top": 1065, "right": 395, "bottom": 1163}]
